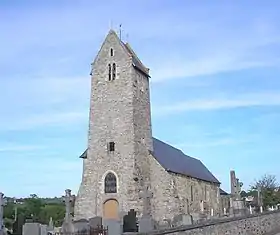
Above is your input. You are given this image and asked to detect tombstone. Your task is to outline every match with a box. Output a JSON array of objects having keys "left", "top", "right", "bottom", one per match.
[
  {"left": 223, "top": 207, "right": 227, "bottom": 215},
  {"left": 260, "top": 206, "right": 263, "bottom": 213},
  {"left": 89, "top": 216, "right": 102, "bottom": 228},
  {"left": 249, "top": 205, "right": 252, "bottom": 214},
  {"left": 139, "top": 185, "right": 153, "bottom": 217},
  {"left": 191, "top": 212, "right": 207, "bottom": 224},
  {"left": 40, "top": 224, "right": 48, "bottom": 235},
  {"left": 61, "top": 189, "right": 74, "bottom": 233},
  {"left": 73, "top": 218, "right": 89, "bottom": 233},
  {"left": 200, "top": 200, "right": 204, "bottom": 213},
  {"left": 138, "top": 185, "right": 154, "bottom": 233},
  {"left": 12, "top": 213, "right": 25, "bottom": 235},
  {"left": 230, "top": 171, "right": 243, "bottom": 200},
  {"left": 155, "top": 219, "right": 171, "bottom": 230},
  {"left": 103, "top": 219, "right": 121, "bottom": 235},
  {"left": 172, "top": 214, "right": 193, "bottom": 226},
  {"left": 210, "top": 208, "right": 214, "bottom": 217},
  {"left": 22, "top": 222, "right": 41, "bottom": 235},
  {"left": 123, "top": 209, "right": 137, "bottom": 232},
  {"left": 230, "top": 171, "right": 245, "bottom": 216}
]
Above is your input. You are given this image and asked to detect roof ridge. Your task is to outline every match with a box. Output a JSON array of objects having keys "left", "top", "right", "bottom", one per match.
[{"left": 124, "top": 42, "right": 148, "bottom": 70}]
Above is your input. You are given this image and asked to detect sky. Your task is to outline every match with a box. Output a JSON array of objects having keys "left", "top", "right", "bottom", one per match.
[{"left": 0, "top": 0, "right": 280, "bottom": 198}]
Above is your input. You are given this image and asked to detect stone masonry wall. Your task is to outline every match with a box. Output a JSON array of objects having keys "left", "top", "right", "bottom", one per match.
[
  {"left": 150, "top": 155, "right": 220, "bottom": 223},
  {"left": 136, "top": 211, "right": 280, "bottom": 235},
  {"left": 74, "top": 30, "right": 152, "bottom": 219}
]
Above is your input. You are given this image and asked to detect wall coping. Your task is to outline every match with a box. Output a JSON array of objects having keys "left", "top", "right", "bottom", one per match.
[{"left": 124, "top": 210, "right": 280, "bottom": 235}]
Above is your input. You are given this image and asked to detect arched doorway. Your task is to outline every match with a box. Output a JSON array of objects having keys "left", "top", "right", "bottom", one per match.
[{"left": 103, "top": 199, "right": 119, "bottom": 219}]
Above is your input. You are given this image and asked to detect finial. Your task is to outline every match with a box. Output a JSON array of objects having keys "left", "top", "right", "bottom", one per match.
[
  {"left": 109, "top": 20, "right": 113, "bottom": 30},
  {"left": 119, "top": 24, "right": 122, "bottom": 40}
]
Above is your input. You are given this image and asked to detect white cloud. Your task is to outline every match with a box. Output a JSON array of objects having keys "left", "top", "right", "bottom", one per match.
[{"left": 153, "top": 92, "right": 280, "bottom": 115}]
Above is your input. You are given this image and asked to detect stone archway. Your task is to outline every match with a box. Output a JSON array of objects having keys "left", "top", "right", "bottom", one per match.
[{"left": 103, "top": 199, "right": 119, "bottom": 219}]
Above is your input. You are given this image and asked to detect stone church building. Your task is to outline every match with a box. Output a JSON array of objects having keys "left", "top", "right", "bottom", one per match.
[{"left": 74, "top": 30, "right": 221, "bottom": 222}]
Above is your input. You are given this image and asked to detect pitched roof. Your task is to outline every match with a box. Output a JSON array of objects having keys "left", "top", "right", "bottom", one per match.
[
  {"left": 80, "top": 137, "right": 220, "bottom": 184},
  {"left": 121, "top": 42, "right": 150, "bottom": 78},
  {"left": 219, "top": 188, "right": 229, "bottom": 195},
  {"left": 152, "top": 138, "right": 220, "bottom": 184}
]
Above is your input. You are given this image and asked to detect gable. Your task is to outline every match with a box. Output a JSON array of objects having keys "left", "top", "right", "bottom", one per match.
[
  {"left": 151, "top": 138, "right": 220, "bottom": 184},
  {"left": 91, "top": 30, "right": 131, "bottom": 73},
  {"left": 91, "top": 30, "right": 149, "bottom": 78}
]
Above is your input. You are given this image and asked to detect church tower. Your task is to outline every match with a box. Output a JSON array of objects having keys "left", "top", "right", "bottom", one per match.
[{"left": 74, "top": 30, "right": 153, "bottom": 220}]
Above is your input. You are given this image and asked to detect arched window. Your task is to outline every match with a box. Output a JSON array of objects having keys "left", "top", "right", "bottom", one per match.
[
  {"left": 108, "top": 64, "right": 111, "bottom": 81},
  {"left": 110, "top": 48, "right": 114, "bottom": 56},
  {"left": 104, "top": 172, "right": 117, "bottom": 193},
  {"left": 112, "top": 63, "right": 116, "bottom": 80}
]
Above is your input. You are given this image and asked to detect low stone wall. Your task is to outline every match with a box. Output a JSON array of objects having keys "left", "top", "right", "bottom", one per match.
[{"left": 136, "top": 211, "right": 280, "bottom": 235}]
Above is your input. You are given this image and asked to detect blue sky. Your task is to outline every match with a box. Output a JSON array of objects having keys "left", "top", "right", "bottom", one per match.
[{"left": 1, "top": 0, "right": 280, "bottom": 198}]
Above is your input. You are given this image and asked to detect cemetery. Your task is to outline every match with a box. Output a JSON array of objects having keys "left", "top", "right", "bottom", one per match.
[
  {"left": 1, "top": 28, "right": 280, "bottom": 235},
  {"left": 1, "top": 170, "right": 280, "bottom": 235}
]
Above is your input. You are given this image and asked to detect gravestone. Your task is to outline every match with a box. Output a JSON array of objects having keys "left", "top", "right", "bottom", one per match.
[
  {"left": 156, "top": 219, "right": 171, "bottom": 229},
  {"left": 73, "top": 218, "right": 89, "bottom": 232},
  {"left": 22, "top": 222, "right": 41, "bottom": 235},
  {"left": 46, "top": 217, "right": 54, "bottom": 233},
  {"left": 200, "top": 200, "right": 204, "bottom": 213},
  {"left": 103, "top": 219, "right": 121, "bottom": 235},
  {"left": 230, "top": 171, "right": 245, "bottom": 216},
  {"left": 89, "top": 216, "right": 102, "bottom": 228},
  {"left": 40, "top": 224, "right": 48, "bottom": 235},
  {"left": 61, "top": 189, "right": 74, "bottom": 233},
  {"left": 123, "top": 209, "right": 137, "bottom": 232},
  {"left": 13, "top": 213, "right": 25, "bottom": 235},
  {"left": 172, "top": 214, "right": 193, "bottom": 226},
  {"left": 191, "top": 212, "right": 207, "bottom": 224},
  {"left": 138, "top": 186, "right": 154, "bottom": 233}
]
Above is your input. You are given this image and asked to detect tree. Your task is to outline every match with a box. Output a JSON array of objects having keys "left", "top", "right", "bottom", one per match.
[{"left": 250, "top": 174, "right": 280, "bottom": 208}]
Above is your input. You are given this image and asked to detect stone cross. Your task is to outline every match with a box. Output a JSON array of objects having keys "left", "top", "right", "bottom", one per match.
[
  {"left": 139, "top": 185, "right": 153, "bottom": 217},
  {"left": 230, "top": 171, "right": 243, "bottom": 200},
  {"left": 63, "top": 189, "right": 74, "bottom": 222},
  {"left": 0, "top": 193, "right": 5, "bottom": 232},
  {"left": 48, "top": 217, "right": 54, "bottom": 229}
]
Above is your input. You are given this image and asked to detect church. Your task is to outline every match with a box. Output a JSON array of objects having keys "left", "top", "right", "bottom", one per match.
[{"left": 74, "top": 30, "right": 221, "bottom": 223}]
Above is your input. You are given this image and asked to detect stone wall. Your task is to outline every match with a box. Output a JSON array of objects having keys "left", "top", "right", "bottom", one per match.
[
  {"left": 150, "top": 155, "right": 220, "bottom": 222},
  {"left": 136, "top": 211, "right": 280, "bottom": 235},
  {"left": 74, "top": 30, "right": 153, "bottom": 219}
]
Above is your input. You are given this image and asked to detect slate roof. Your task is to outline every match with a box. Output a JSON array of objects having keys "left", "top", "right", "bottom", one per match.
[
  {"left": 80, "top": 137, "right": 220, "bottom": 184},
  {"left": 152, "top": 138, "right": 220, "bottom": 184},
  {"left": 219, "top": 188, "right": 229, "bottom": 195},
  {"left": 121, "top": 42, "right": 150, "bottom": 78}
]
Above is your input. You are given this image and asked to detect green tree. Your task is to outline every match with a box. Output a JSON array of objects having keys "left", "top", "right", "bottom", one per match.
[{"left": 251, "top": 174, "right": 280, "bottom": 208}]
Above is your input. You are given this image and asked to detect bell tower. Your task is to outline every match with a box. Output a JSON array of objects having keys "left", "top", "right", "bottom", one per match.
[{"left": 74, "top": 30, "right": 153, "bottom": 219}]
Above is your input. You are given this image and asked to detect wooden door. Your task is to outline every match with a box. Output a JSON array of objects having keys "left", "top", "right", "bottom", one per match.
[{"left": 103, "top": 199, "right": 119, "bottom": 219}]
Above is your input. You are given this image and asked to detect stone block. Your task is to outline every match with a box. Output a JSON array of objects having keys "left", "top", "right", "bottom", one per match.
[
  {"left": 172, "top": 214, "right": 193, "bottom": 226},
  {"left": 138, "top": 216, "right": 154, "bottom": 233},
  {"left": 23, "top": 222, "right": 41, "bottom": 235},
  {"left": 103, "top": 219, "right": 122, "bottom": 235}
]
